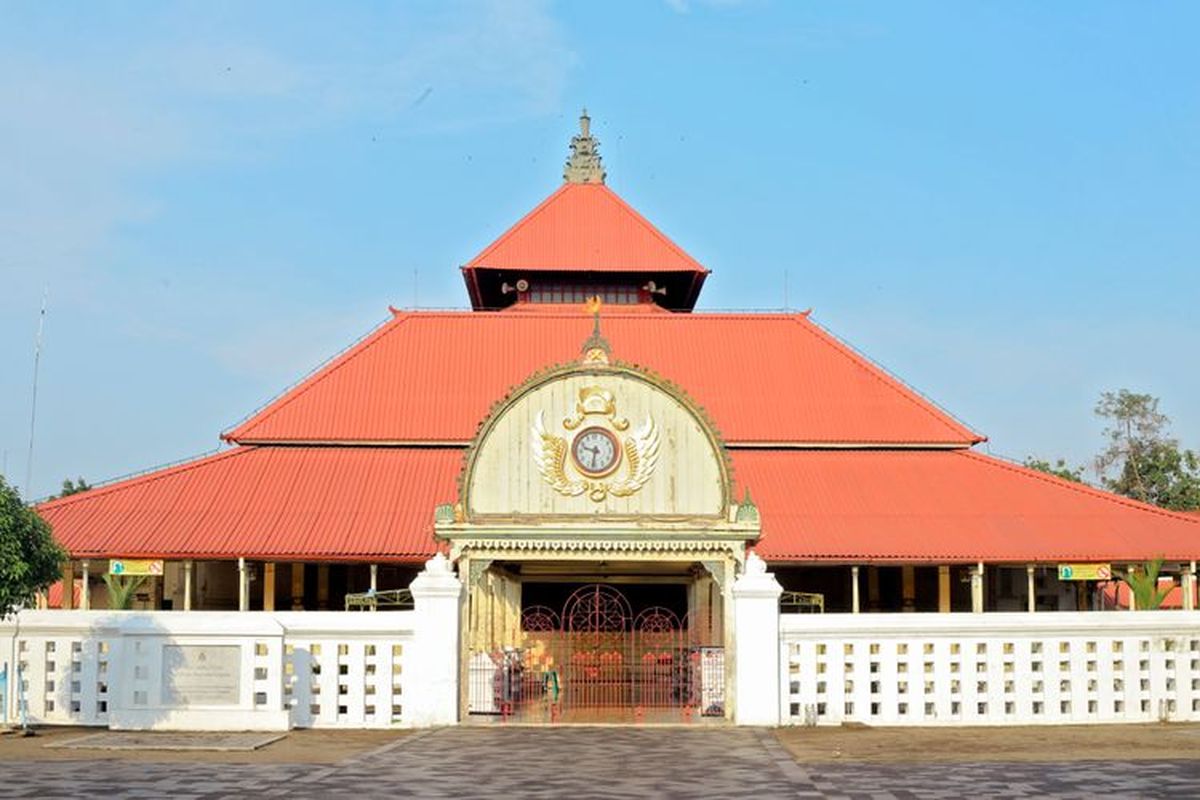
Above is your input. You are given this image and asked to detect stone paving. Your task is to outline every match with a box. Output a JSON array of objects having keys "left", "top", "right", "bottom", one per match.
[{"left": 2, "top": 726, "right": 1199, "bottom": 798}]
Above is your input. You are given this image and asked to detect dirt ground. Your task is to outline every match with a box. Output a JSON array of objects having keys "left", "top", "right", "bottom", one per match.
[
  {"left": 0, "top": 726, "right": 407, "bottom": 763},
  {"left": 776, "top": 722, "right": 1200, "bottom": 763},
  {"left": 4, "top": 723, "right": 1199, "bottom": 765}
]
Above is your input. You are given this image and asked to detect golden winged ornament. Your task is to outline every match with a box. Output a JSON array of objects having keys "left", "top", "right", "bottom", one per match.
[{"left": 532, "top": 410, "right": 660, "bottom": 502}]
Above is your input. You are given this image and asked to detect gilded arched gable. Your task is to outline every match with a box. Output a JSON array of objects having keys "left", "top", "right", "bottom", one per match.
[{"left": 459, "top": 361, "right": 734, "bottom": 521}]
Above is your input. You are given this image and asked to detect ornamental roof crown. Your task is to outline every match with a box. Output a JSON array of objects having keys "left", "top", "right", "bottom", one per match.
[{"left": 563, "top": 108, "right": 606, "bottom": 185}]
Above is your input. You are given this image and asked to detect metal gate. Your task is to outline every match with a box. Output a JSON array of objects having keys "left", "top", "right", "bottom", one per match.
[{"left": 468, "top": 583, "right": 725, "bottom": 722}]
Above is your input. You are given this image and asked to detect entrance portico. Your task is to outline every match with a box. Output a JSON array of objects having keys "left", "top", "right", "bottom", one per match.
[{"left": 435, "top": 320, "right": 762, "bottom": 722}]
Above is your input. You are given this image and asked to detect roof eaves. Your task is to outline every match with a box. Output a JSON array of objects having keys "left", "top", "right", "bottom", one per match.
[
  {"left": 962, "top": 450, "right": 1200, "bottom": 526},
  {"left": 36, "top": 447, "right": 254, "bottom": 512}
]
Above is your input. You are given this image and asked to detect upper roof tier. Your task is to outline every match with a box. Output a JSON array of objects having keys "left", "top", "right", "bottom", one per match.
[
  {"left": 223, "top": 310, "right": 983, "bottom": 446},
  {"left": 462, "top": 112, "right": 709, "bottom": 311}
]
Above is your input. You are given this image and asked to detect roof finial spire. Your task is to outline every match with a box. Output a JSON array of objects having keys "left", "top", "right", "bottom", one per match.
[
  {"left": 564, "top": 108, "right": 606, "bottom": 185},
  {"left": 580, "top": 295, "right": 610, "bottom": 363}
]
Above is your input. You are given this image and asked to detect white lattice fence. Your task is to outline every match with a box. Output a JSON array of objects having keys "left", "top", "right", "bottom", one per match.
[
  {"left": 275, "top": 612, "right": 412, "bottom": 728},
  {"left": 782, "top": 611, "right": 1200, "bottom": 726}
]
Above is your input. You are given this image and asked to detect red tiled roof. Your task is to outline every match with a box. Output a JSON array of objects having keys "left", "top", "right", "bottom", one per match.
[
  {"left": 224, "top": 311, "right": 982, "bottom": 446},
  {"left": 38, "top": 446, "right": 460, "bottom": 562},
  {"left": 741, "top": 450, "right": 1200, "bottom": 562},
  {"left": 39, "top": 446, "right": 1200, "bottom": 565},
  {"left": 464, "top": 183, "right": 708, "bottom": 274}
]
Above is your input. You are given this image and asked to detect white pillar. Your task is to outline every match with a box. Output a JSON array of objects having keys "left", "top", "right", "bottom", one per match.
[
  {"left": 238, "top": 557, "right": 248, "bottom": 612},
  {"left": 851, "top": 565, "right": 860, "bottom": 614},
  {"left": 183, "top": 560, "right": 193, "bottom": 611},
  {"left": 1188, "top": 561, "right": 1198, "bottom": 612},
  {"left": 732, "top": 551, "right": 784, "bottom": 726},
  {"left": 971, "top": 562, "right": 984, "bottom": 614},
  {"left": 407, "top": 553, "right": 464, "bottom": 727},
  {"left": 80, "top": 560, "right": 90, "bottom": 610},
  {"left": 1026, "top": 565, "right": 1036, "bottom": 613}
]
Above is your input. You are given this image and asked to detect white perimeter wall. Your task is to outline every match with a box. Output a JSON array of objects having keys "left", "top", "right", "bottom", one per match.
[
  {"left": 781, "top": 611, "right": 1200, "bottom": 726},
  {"left": 0, "top": 610, "right": 417, "bottom": 730},
  {"left": 0, "top": 555, "right": 463, "bottom": 731}
]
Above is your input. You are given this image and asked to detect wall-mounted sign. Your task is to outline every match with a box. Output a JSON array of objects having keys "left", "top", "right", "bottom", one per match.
[
  {"left": 109, "top": 559, "right": 164, "bottom": 576},
  {"left": 161, "top": 644, "right": 241, "bottom": 706},
  {"left": 1058, "top": 563, "right": 1112, "bottom": 581}
]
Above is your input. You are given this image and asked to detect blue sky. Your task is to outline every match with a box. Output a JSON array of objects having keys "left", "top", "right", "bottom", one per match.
[{"left": 1, "top": 1, "right": 1197, "bottom": 500}]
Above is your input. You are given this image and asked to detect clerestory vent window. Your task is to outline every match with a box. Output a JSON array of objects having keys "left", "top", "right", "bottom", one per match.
[{"left": 528, "top": 283, "right": 641, "bottom": 305}]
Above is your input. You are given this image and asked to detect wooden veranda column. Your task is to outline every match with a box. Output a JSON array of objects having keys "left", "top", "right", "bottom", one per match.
[
  {"left": 263, "top": 562, "right": 276, "bottom": 611},
  {"left": 901, "top": 566, "right": 916, "bottom": 612},
  {"left": 61, "top": 562, "right": 75, "bottom": 610},
  {"left": 291, "top": 563, "right": 305, "bottom": 610},
  {"left": 937, "top": 566, "right": 951, "bottom": 613},
  {"left": 317, "top": 564, "right": 330, "bottom": 610}
]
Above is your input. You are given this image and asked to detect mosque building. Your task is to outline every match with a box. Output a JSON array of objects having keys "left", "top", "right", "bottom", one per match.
[{"left": 36, "top": 112, "right": 1200, "bottom": 720}]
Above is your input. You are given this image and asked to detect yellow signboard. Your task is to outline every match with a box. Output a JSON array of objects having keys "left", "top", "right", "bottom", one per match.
[
  {"left": 1058, "top": 563, "right": 1112, "bottom": 581},
  {"left": 109, "top": 559, "right": 164, "bottom": 576}
]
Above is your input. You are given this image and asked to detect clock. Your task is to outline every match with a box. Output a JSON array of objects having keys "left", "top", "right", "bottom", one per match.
[{"left": 571, "top": 426, "right": 621, "bottom": 477}]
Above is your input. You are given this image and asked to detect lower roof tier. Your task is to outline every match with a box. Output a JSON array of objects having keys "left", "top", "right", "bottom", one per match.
[{"left": 37, "top": 445, "right": 1200, "bottom": 564}]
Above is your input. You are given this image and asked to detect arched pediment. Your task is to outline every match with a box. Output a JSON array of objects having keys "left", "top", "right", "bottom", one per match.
[{"left": 460, "top": 362, "right": 732, "bottom": 521}]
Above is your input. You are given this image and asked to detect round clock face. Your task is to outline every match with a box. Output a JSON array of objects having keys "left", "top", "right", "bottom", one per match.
[{"left": 571, "top": 426, "right": 621, "bottom": 477}]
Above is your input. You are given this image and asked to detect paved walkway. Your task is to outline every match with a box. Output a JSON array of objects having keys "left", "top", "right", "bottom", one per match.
[{"left": 2, "top": 727, "right": 1199, "bottom": 798}]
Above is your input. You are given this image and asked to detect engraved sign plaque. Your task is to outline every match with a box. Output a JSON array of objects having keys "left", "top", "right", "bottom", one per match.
[{"left": 161, "top": 645, "right": 241, "bottom": 706}]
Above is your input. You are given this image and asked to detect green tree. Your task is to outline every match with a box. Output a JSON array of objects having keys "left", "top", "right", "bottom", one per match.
[
  {"left": 0, "top": 476, "right": 66, "bottom": 618},
  {"left": 1094, "top": 390, "right": 1200, "bottom": 511},
  {"left": 54, "top": 477, "right": 92, "bottom": 499},
  {"left": 1023, "top": 457, "right": 1086, "bottom": 483}
]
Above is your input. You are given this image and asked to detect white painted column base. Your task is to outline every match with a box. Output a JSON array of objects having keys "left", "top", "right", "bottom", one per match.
[
  {"left": 732, "top": 551, "right": 783, "bottom": 726},
  {"left": 406, "top": 554, "right": 464, "bottom": 727}
]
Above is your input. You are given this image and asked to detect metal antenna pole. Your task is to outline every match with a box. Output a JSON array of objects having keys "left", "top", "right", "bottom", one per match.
[{"left": 24, "top": 288, "right": 47, "bottom": 500}]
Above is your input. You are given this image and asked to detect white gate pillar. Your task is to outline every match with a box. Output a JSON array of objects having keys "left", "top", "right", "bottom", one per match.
[
  {"left": 732, "top": 551, "right": 783, "bottom": 726},
  {"left": 407, "top": 553, "right": 464, "bottom": 727}
]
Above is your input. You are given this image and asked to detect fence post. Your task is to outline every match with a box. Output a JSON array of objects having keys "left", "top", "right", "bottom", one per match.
[
  {"left": 732, "top": 551, "right": 783, "bottom": 725},
  {"left": 408, "top": 553, "right": 464, "bottom": 727}
]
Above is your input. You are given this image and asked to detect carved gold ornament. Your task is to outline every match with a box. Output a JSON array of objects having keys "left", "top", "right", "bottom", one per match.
[{"left": 532, "top": 409, "right": 660, "bottom": 503}]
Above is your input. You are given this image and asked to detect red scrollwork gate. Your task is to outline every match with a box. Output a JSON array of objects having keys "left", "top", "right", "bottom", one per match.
[{"left": 468, "top": 583, "right": 725, "bottom": 722}]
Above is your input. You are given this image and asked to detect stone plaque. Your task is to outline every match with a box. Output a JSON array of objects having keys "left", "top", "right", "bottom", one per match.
[{"left": 161, "top": 645, "right": 242, "bottom": 706}]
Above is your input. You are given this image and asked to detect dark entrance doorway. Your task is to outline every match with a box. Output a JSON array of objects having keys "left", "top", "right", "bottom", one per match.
[{"left": 467, "top": 583, "right": 725, "bottom": 723}]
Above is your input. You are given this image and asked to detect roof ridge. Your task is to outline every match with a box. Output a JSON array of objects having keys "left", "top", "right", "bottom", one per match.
[
  {"left": 224, "top": 314, "right": 408, "bottom": 442},
  {"left": 793, "top": 315, "right": 983, "bottom": 444},
  {"left": 962, "top": 450, "right": 1200, "bottom": 526}
]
